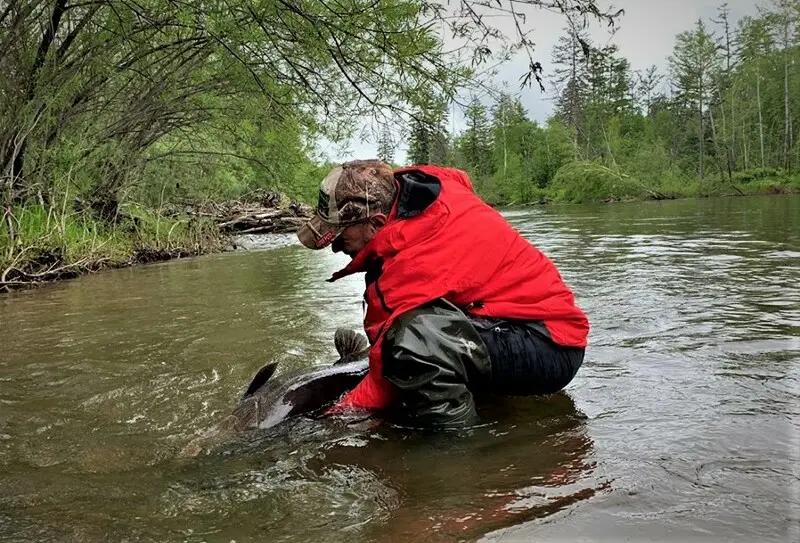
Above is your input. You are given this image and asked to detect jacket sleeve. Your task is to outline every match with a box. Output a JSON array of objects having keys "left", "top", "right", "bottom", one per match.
[
  {"left": 334, "top": 340, "right": 397, "bottom": 410},
  {"left": 332, "top": 253, "right": 462, "bottom": 412}
]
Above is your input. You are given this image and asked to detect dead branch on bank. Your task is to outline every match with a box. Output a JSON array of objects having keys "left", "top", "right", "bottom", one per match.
[{"left": 178, "top": 190, "right": 314, "bottom": 235}]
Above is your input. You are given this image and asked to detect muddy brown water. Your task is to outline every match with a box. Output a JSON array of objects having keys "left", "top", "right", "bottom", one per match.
[{"left": 1, "top": 195, "right": 798, "bottom": 542}]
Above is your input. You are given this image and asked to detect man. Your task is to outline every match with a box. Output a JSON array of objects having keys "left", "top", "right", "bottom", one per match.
[{"left": 296, "top": 159, "right": 588, "bottom": 427}]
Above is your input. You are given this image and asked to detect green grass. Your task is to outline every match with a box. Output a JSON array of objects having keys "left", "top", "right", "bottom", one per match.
[
  {"left": 119, "top": 203, "right": 226, "bottom": 260},
  {"left": 1, "top": 205, "right": 129, "bottom": 274},
  {"left": 0, "top": 202, "right": 226, "bottom": 289},
  {"left": 738, "top": 173, "right": 800, "bottom": 195}
]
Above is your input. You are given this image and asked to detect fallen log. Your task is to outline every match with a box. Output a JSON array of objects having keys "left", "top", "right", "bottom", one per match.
[
  {"left": 236, "top": 217, "right": 309, "bottom": 234},
  {"left": 183, "top": 190, "right": 314, "bottom": 234}
]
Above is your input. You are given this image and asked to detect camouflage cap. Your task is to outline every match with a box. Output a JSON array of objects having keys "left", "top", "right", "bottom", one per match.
[{"left": 297, "top": 159, "right": 397, "bottom": 250}]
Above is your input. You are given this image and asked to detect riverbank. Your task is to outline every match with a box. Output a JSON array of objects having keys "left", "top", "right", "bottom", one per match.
[
  {"left": 574, "top": 174, "right": 798, "bottom": 204},
  {"left": 2, "top": 183, "right": 797, "bottom": 293},
  {"left": 0, "top": 192, "right": 312, "bottom": 293},
  {"left": 482, "top": 166, "right": 800, "bottom": 206}
]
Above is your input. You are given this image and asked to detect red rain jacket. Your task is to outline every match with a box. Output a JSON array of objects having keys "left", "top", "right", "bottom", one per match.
[{"left": 327, "top": 165, "right": 589, "bottom": 410}]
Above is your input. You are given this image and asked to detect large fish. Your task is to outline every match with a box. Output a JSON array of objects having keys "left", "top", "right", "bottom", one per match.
[{"left": 180, "top": 328, "right": 370, "bottom": 457}]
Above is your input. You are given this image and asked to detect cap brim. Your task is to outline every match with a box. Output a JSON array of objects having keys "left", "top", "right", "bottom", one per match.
[{"left": 296, "top": 214, "right": 345, "bottom": 250}]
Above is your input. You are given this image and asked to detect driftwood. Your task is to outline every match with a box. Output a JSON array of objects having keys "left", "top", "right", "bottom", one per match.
[{"left": 181, "top": 191, "right": 314, "bottom": 234}]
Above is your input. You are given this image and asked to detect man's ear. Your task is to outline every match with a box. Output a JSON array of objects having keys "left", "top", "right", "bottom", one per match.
[{"left": 369, "top": 214, "right": 387, "bottom": 228}]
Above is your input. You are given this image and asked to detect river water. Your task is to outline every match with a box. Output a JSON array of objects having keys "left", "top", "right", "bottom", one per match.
[{"left": 1, "top": 195, "right": 798, "bottom": 542}]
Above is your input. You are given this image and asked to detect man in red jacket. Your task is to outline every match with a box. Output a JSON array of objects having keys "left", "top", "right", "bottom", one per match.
[{"left": 296, "top": 159, "right": 588, "bottom": 426}]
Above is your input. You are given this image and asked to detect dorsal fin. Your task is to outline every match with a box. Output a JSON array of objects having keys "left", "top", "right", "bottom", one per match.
[
  {"left": 333, "top": 328, "right": 369, "bottom": 364},
  {"left": 241, "top": 362, "right": 279, "bottom": 399}
]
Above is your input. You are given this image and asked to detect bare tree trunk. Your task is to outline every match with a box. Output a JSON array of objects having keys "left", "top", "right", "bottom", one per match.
[
  {"left": 784, "top": 41, "right": 792, "bottom": 170},
  {"left": 757, "top": 71, "right": 765, "bottom": 168},
  {"left": 742, "top": 124, "right": 749, "bottom": 169},
  {"left": 602, "top": 126, "right": 618, "bottom": 168},
  {"left": 722, "top": 4, "right": 736, "bottom": 169},
  {"left": 730, "top": 86, "right": 737, "bottom": 169},
  {"left": 544, "top": 130, "right": 552, "bottom": 187},
  {"left": 709, "top": 109, "right": 730, "bottom": 181},
  {"left": 718, "top": 96, "right": 733, "bottom": 176},
  {"left": 699, "top": 78, "right": 705, "bottom": 180},
  {"left": 502, "top": 106, "right": 507, "bottom": 180}
]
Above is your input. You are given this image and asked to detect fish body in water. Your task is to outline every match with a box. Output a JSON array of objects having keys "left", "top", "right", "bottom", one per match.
[
  {"left": 237, "top": 327, "right": 370, "bottom": 429},
  {"left": 250, "top": 359, "right": 368, "bottom": 429},
  {"left": 180, "top": 329, "right": 369, "bottom": 456}
]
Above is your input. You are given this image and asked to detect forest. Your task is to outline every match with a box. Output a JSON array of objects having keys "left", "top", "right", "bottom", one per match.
[
  {"left": 1, "top": 0, "right": 797, "bottom": 287},
  {"left": 399, "top": 1, "right": 800, "bottom": 205}
]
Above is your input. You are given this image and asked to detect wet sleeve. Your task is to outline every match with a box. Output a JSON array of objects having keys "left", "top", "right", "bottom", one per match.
[{"left": 333, "top": 341, "right": 397, "bottom": 410}]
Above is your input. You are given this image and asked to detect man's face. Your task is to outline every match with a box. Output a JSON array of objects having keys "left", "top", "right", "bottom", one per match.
[{"left": 330, "top": 216, "right": 386, "bottom": 259}]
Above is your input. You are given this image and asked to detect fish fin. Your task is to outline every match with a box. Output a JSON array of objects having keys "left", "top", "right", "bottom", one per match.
[
  {"left": 241, "top": 362, "right": 279, "bottom": 399},
  {"left": 334, "top": 328, "right": 369, "bottom": 364}
]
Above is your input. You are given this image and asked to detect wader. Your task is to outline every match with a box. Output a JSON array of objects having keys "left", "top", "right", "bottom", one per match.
[{"left": 381, "top": 299, "right": 584, "bottom": 427}]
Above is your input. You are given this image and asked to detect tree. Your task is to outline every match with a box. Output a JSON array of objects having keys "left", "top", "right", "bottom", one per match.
[
  {"left": 767, "top": 0, "right": 799, "bottom": 169},
  {"left": 737, "top": 15, "right": 774, "bottom": 168},
  {"left": 711, "top": 2, "right": 740, "bottom": 176},
  {"left": 530, "top": 120, "right": 576, "bottom": 189},
  {"left": 377, "top": 128, "right": 396, "bottom": 164},
  {"left": 0, "top": 0, "right": 623, "bottom": 212},
  {"left": 669, "top": 19, "right": 722, "bottom": 179},
  {"left": 1, "top": 0, "right": 474, "bottom": 214},
  {"left": 490, "top": 93, "right": 538, "bottom": 201},
  {"left": 583, "top": 44, "right": 634, "bottom": 162},
  {"left": 635, "top": 65, "right": 665, "bottom": 116},
  {"left": 407, "top": 94, "right": 449, "bottom": 165},
  {"left": 551, "top": 25, "right": 592, "bottom": 147},
  {"left": 457, "top": 97, "right": 493, "bottom": 182},
  {"left": 407, "top": 121, "right": 429, "bottom": 165},
  {"left": 429, "top": 126, "right": 452, "bottom": 166}
]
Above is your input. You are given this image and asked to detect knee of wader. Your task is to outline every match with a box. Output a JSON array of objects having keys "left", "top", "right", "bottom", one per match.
[{"left": 381, "top": 299, "right": 491, "bottom": 426}]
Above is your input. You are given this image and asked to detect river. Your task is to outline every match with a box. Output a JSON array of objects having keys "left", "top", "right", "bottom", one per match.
[{"left": 1, "top": 195, "right": 798, "bottom": 542}]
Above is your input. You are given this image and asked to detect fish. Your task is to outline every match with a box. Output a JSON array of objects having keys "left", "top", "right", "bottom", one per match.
[
  {"left": 179, "top": 328, "right": 370, "bottom": 457},
  {"left": 235, "top": 328, "right": 370, "bottom": 431}
]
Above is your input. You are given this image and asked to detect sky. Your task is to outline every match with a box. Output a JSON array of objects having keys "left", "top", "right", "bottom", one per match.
[{"left": 316, "top": 0, "right": 762, "bottom": 164}]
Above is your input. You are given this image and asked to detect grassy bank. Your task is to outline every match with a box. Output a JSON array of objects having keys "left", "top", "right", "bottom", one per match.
[
  {"left": 0, "top": 203, "right": 228, "bottom": 292},
  {"left": 481, "top": 164, "right": 800, "bottom": 206}
]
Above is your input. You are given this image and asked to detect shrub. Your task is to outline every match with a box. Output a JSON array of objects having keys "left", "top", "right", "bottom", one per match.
[
  {"left": 548, "top": 161, "right": 646, "bottom": 203},
  {"left": 732, "top": 168, "right": 783, "bottom": 183}
]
